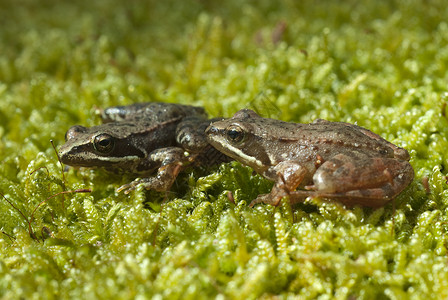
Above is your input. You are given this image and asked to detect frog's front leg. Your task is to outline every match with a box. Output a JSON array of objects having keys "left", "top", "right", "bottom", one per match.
[
  {"left": 249, "top": 161, "right": 308, "bottom": 207},
  {"left": 291, "top": 153, "right": 414, "bottom": 207},
  {"left": 117, "top": 147, "right": 189, "bottom": 194}
]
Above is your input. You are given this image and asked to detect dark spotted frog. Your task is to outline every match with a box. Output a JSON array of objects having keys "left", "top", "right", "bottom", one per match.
[{"left": 59, "top": 102, "right": 224, "bottom": 193}]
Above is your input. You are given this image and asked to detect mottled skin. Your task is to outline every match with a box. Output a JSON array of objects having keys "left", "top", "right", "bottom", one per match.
[
  {"left": 59, "top": 103, "right": 209, "bottom": 193},
  {"left": 205, "top": 109, "right": 414, "bottom": 208},
  {"left": 176, "top": 116, "right": 232, "bottom": 166},
  {"left": 99, "top": 102, "right": 205, "bottom": 123}
]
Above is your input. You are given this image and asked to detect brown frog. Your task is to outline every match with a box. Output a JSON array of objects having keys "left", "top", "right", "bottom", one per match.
[{"left": 205, "top": 109, "right": 414, "bottom": 208}]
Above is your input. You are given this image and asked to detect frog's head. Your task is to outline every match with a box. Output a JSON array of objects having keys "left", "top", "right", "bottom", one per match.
[
  {"left": 58, "top": 123, "right": 147, "bottom": 169},
  {"left": 205, "top": 109, "right": 271, "bottom": 173}
]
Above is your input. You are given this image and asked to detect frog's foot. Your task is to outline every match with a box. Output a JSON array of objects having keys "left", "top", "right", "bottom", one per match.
[
  {"left": 286, "top": 185, "right": 406, "bottom": 208},
  {"left": 117, "top": 180, "right": 142, "bottom": 194},
  {"left": 249, "top": 193, "right": 272, "bottom": 207},
  {"left": 249, "top": 188, "right": 314, "bottom": 207},
  {"left": 298, "top": 187, "right": 398, "bottom": 208},
  {"left": 249, "top": 186, "right": 291, "bottom": 207},
  {"left": 251, "top": 177, "right": 415, "bottom": 208},
  {"left": 117, "top": 147, "right": 188, "bottom": 194},
  {"left": 117, "top": 162, "right": 183, "bottom": 194},
  {"left": 251, "top": 188, "right": 393, "bottom": 208}
]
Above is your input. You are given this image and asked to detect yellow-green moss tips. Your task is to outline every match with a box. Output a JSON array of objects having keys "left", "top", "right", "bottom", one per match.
[{"left": 1, "top": 0, "right": 448, "bottom": 298}]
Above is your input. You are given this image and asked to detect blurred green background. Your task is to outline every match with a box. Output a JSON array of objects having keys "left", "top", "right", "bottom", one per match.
[{"left": 1, "top": 0, "right": 448, "bottom": 298}]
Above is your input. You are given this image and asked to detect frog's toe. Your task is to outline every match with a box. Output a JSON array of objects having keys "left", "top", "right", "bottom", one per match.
[
  {"left": 119, "top": 176, "right": 176, "bottom": 194},
  {"left": 117, "top": 181, "right": 140, "bottom": 194},
  {"left": 249, "top": 195, "right": 268, "bottom": 207},
  {"left": 249, "top": 193, "right": 283, "bottom": 207}
]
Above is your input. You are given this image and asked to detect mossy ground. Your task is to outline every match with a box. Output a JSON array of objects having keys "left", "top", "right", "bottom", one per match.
[{"left": 1, "top": 0, "right": 448, "bottom": 298}]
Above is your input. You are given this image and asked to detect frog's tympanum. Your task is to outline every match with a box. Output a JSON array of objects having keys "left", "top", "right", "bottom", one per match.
[
  {"left": 59, "top": 102, "right": 227, "bottom": 193},
  {"left": 206, "top": 109, "right": 414, "bottom": 208}
]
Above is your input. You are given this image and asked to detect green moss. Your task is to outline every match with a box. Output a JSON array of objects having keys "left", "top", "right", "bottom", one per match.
[{"left": 1, "top": 0, "right": 448, "bottom": 298}]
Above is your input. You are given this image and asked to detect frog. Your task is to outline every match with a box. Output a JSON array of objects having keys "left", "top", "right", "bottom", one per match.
[
  {"left": 59, "top": 102, "right": 208, "bottom": 193},
  {"left": 205, "top": 109, "right": 414, "bottom": 208}
]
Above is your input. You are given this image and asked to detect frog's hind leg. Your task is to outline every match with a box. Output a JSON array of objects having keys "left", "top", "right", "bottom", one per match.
[{"left": 296, "top": 153, "right": 414, "bottom": 207}]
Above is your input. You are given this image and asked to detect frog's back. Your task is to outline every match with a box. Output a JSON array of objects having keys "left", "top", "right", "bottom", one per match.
[
  {"left": 225, "top": 109, "right": 409, "bottom": 161},
  {"left": 101, "top": 102, "right": 207, "bottom": 123},
  {"left": 311, "top": 119, "right": 410, "bottom": 160},
  {"left": 251, "top": 117, "right": 407, "bottom": 160}
]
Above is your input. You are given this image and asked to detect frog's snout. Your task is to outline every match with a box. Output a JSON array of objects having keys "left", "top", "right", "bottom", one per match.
[{"left": 57, "top": 145, "right": 71, "bottom": 165}]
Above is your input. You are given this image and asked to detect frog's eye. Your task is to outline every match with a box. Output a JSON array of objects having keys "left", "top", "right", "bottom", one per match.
[
  {"left": 225, "top": 125, "right": 245, "bottom": 144},
  {"left": 93, "top": 133, "right": 115, "bottom": 154}
]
